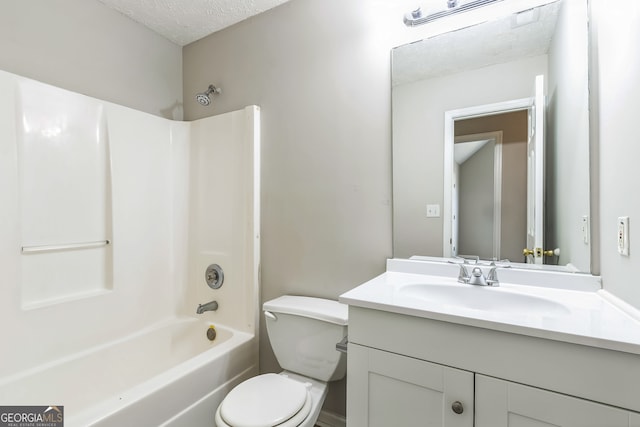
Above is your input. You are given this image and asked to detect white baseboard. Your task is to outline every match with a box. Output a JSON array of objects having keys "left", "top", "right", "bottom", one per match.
[{"left": 315, "top": 410, "right": 346, "bottom": 427}]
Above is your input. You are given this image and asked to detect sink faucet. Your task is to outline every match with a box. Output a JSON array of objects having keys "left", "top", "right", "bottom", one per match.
[
  {"left": 196, "top": 300, "right": 219, "bottom": 314},
  {"left": 457, "top": 265, "right": 502, "bottom": 287}
]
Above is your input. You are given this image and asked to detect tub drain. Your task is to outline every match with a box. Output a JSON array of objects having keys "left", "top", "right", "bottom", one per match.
[{"left": 206, "top": 325, "right": 217, "bottom": 341}]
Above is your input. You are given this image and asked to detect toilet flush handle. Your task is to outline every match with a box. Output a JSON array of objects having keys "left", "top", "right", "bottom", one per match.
[
  {"left": 264, "top": 311, "right": 277, "bottom": 321},
  {"left": 336, "top": 336, "right": 348, "bottom": 354}
]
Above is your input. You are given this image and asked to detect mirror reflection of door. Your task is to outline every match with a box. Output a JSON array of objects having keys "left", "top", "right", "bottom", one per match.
[
  {"left": 454, "top": 110, "right": 528, "bottom": 262},
  {"left": 526, "top": 74, "right": 546, "bottom": 265},
  {"left": 452, "top": 161, "right": 459, "bottom": 256},
  {"left": 454, "top": 134, "right": 500, "bottom": 260}
]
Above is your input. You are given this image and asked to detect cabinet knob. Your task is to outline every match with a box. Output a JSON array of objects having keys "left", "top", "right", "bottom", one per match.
[{"left": 451, "top": 401, "right": 464, "bottom": 414}]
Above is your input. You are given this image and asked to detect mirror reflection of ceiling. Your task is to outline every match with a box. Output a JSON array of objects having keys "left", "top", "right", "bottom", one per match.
[
  {"left": 392, "top": 1, "right": 561, "bottom": 86},
  {"left": 456, "top": 110, "right": 528, "bottom": 142},
  {"left": 454, "top": 110, "right": 528, "bottom": 163},
  {"left": 454, "top": 139, "right": 490, "bottom": 164}
]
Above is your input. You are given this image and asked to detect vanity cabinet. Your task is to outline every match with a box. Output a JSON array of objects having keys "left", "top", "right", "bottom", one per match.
[
  {"left": 346, "top": 306, "right": 640, "bottom": 427},
  {"left": 348, "top": 343, "right": 473, "bottom": 426},
  {"left": 475, "top": 375, "right": 640, "bottom": 427},
  {"left": 348, "top": 342, "right": 640, "bottom": 427}
]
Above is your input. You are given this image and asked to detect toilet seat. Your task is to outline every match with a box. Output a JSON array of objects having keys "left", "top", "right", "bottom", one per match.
[{"left": 215, "top": 373, "right": 312, "bottom": 427}]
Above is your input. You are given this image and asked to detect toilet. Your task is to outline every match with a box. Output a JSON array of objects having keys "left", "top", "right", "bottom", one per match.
[{"left": 215, "top": 295, "right": 348, "bottom": 427}]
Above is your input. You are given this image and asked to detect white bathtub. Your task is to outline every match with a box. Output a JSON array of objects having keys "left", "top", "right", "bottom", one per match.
[{"left": 0, "top": 317, "right": 257, "bottom": 427}]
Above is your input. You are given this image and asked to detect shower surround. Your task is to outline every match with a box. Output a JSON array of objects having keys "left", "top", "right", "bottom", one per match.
[{"left": 0, "top": 69, "right": 260, "bottom": 426}]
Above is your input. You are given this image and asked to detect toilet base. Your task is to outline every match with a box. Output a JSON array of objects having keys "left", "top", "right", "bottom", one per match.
[{"left": 280, "top": 371, "right": 328, "bottom": 427}]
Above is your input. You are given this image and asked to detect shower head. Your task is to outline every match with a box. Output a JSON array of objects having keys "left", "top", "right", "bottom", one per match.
[{"left": 195, "top": 84, "right": 221, "bottom": 106}]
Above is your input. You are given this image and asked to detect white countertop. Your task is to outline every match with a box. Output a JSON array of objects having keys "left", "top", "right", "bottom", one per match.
[{"left": 340, "top": 259, "right": 640, "bottom": 356}]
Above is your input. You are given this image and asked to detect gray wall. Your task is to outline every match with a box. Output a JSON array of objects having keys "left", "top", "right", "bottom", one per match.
[
  {"left": 593, "top": 1, "right": 640, "bottom": 309},
  {"left": 0, "top": 0, "right": 183, "bottom": 119},
  {"left": 547, "top": 0, "right": 591, "bottom": 271},
  {"left": 183, "top": 0, "right": 423, "bottom": 415}
]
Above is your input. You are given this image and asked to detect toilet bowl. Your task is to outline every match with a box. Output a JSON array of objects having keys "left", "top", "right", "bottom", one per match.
[
  {"left": 214, "top": 372, "right": 326, "bottom": 427},
  {"left": 214, "top": 296, "right": 348, "bottom": 427}
]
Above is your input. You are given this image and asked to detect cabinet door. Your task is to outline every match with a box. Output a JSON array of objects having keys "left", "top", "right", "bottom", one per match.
[
  {"left": 347, "top": 343, "right": 473, "bottom": 427},
  {"left": 476, "top": 375, "right": 640, "bottom": 427}
]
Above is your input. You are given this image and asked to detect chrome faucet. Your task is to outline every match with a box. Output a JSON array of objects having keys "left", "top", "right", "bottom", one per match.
[
  {"left": 196, "top": 300, "right": 219, "bottom": 314},
  {"left": 457, "top": 265, "right": 503, "bottom": 287}
]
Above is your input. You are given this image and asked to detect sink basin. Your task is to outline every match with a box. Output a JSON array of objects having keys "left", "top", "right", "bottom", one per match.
[{"left": 398, "top": 283, "right": 571, "bottom": 316}]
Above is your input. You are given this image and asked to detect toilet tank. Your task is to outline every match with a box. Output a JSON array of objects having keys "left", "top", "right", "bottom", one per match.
[{"left": 263, "top": 296, "right": 348, "bottom": 382}]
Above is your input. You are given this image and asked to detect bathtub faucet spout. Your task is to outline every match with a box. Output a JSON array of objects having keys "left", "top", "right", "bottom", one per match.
[{"left": 196, "top": 300, "right": 219, "bottom": 314}]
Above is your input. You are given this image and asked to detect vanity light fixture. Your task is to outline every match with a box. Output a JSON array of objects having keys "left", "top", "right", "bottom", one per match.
[
  {"left": 404, "top": 0, "right": 504, "bottom": 27},
  {"left": 404, "top": 0, "right": 557, "bottom": 27}
]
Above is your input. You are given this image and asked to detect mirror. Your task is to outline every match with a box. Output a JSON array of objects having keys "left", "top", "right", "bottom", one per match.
[{"left": 391, "top": 0, "right": 592, "bottom": 272}]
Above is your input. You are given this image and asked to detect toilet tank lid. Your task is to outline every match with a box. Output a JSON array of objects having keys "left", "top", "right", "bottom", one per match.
[{"left": 263, "top": 296, "right": 348, "bottom": 326}]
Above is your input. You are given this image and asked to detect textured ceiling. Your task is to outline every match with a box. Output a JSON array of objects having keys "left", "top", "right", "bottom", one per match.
[{"left": 97, "top": 0, "right": 293, "bottom": 46}]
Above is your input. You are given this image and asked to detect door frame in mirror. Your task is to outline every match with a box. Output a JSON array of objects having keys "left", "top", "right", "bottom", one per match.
[
  {"left": 443, "top": 97, "right": 532, "bottom": 258},
  {"left": 453, "top": 130, "right": 503, "bottom": 260}
]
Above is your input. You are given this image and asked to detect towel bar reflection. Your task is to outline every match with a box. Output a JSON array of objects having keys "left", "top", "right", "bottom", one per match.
[{"left": 21, "top": 239, "right": 110, "bottom": 254}]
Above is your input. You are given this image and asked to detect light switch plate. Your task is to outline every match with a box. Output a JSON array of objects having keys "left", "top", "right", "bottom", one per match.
[
  {"left": 581, "top": 215, "right": 589, "bottom": 244},
  {"left": 426, "top": 204, "right": 440, "bottom": 218},
  {"left": 618, "top": 216, "right": 629, "bottom": 256}
]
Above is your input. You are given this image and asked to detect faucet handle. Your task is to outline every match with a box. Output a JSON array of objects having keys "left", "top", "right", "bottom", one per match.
[
  {"left": 457, "top": 264, "right": 470, "bottom": 283},
  {"left": 486, "top": 267, "right": 502, "bottom": 287}
]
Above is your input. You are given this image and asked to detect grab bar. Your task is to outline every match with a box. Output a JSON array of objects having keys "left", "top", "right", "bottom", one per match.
[{"left": 21, "top": 239, "right": 110, "bottom": 254}]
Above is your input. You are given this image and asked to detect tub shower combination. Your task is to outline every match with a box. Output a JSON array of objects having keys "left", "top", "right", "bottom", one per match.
[
  {"left": 1, "top": 320, "right": 255, "bottom": 426},
  {"left": 0, "top": 70, "right": 260, "bottom": 426}
]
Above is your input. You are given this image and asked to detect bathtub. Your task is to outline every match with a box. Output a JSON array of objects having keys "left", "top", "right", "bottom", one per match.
[{"left": 0, "top": 317, "right": 258, "bottom": 427}]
